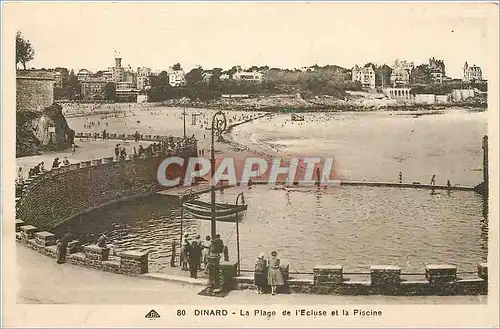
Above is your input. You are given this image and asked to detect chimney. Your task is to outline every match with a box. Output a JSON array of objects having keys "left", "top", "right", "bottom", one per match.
[{"left": 115, "top": 57, "right": 122, "bottom": 68}]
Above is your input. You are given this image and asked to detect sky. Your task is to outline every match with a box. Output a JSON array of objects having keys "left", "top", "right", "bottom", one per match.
[{"left": 6, "top": 2, "right": 496, "bottom": 78}]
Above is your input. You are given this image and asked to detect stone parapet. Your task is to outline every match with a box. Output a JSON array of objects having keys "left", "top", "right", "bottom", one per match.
[
  {"left": 84, "top": 245, "right": 110, "bottom": 261},
  {"left": 34, "top": 231, "right": 56, "bottom": 246},
  {"left": 16, "top": 139, "right": 198, "bottom": 231},
  {"left": 425, "top": 264, "right": 457, "bottom": 283},
  {"left": 370, "top": 265, "right": 401, "bottom": 285},
  {"left": 120, "top": 250, "right": 149, "bottom": 275},
  {"left": 15, "top": 219, "right": 24, "bottom": 232},
  {"left": 313, "top": 265, "right": 343, "bottom": 286},
  {"left": 17, "top": 224, "right": 150, "bottom": 277},
  {"left": 20, "top": 225, "right": 37, "bottom": 239},
  {"left": 17, "top": 225, "right": 488, "bottom": 296},
  {"left": 67, "top": 240, "right": 80, "bottom": 254}
]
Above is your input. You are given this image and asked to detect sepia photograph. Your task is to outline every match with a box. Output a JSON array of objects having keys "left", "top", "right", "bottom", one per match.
[{"left": 2, "top": 1, "right": 499, "bottom": 327}]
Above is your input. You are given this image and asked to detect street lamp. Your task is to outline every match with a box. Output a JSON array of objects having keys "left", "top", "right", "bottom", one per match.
[
  {"left": 178, "top": 188, "right": 193, "bottom": 267},
  {"left": 208, "top": 110, "right": 227, "bottom": 290},
  {"left": 235, "top": 192, "right": 245, "bottom": 276}
]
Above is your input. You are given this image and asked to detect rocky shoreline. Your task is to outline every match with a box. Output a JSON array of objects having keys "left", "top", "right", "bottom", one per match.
[{"left": 154, "top": 95, "right": 487, "bottom": 113}]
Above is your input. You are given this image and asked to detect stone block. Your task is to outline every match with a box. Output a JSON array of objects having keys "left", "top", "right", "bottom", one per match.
[
  {"left": 80, "top": 161, "right": 91, "bottom": 168},
  {"left": 425, "top": 264, "right": 457, "bottom": 283},
  {"left": 69, "top": 163, "right": 80, "bottom": 170},
  {"left": 102, "top": 157, "right": 114, "bottom": 164},
  {"left": 313, "top": 265, "right": 343, "bottom": 285},
  {"left": 119, "top": 250, "right": 149, "bottom": 275},
  {"left": 67, "top": 252, "right": 86, "bottom": 266},
  {"left": 20, "top": 225, "right": 37, "bottom": 239},
  {"left": 34, "top": 231, "right": 56, "bottom": 246},
  {"left": 91, "top": 159, "right": 102, "bottom": 166},
  {"left": 101, "top": 260, "right": 121, "bottom": 273},
  {"left": 109, "top": 133, "right": 117, "bottom": 138},
  {"left": 219, "top": 261, "right": 238, "bottom": 289},
  {"left": 84, "top": 245, "right": 110, "bottom": 261},
  {"left": 370, "top": 265, "right": 401, "bottom": 285},
  {"left": 15, "top": 219, "right": 24, "bottom": 232},
  {"left": 67, "top": 240, "right": 80, "bottom": 254},
  {"left": 478, "top": 263, "right": 487, "bottom": 280}
]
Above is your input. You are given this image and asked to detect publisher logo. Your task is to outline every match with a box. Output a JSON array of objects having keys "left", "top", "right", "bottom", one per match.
[{"left": 145, "top": 309, "right": 161, "bottom": 320}]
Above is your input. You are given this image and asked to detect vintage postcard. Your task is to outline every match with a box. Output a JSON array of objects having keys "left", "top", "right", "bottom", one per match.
[{"left": 2, "top": 1, "right": 499, "bottom": 327}]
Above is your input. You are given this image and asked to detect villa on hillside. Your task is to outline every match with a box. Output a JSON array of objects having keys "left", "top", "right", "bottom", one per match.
[
  {"left": 351, "top": 64, "right": 375, "bottom": 89},
  {"left": 232, "top": 71, "right": 263, "bottom": 82},
  {"left": 167, "top": 68, "right": 186, "bottom": 87},
  {"left": 463, "top": 62, "right": 483, "bottom": 82},
  {"left": 390, "top": 60, "right": 414, "bottom": 87}
]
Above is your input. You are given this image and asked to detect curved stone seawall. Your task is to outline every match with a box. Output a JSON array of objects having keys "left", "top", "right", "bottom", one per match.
[{"left": 16, "top": 137, "right": 198, "bottom": 231}]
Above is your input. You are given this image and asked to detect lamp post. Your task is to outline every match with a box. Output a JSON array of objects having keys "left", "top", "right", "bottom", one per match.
[
  {"left": 182, "top": 107, "right": 187, "bottom": 138},
  {"left": 179, "top": 188, "right": 193, "bottom": 267},
  {"left": 235, "top": 192, "right": 245, "bottom": 276},
  {"left": 208, "top": 110, "right": 227, "bottom": 290}
]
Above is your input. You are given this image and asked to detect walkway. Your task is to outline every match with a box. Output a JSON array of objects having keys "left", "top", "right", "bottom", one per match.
[{"left": 16, "top": 245, "right": 485, "bottom": 305}]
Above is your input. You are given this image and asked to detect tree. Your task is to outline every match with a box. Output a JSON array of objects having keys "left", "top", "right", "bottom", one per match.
[
  {"left": 411, "top": 64, "right": 433, "bottom": 85},
  {"left": 172, "top": 63, "right": 182, "bottom": 71},
  {"left": 67, "top": 70, "right": 81, "bottom": 100},
  {"left": 104, "top": 82, "right": 116, "bottom": 101},
  {"left": 147, "top": 71, "right": 174, "bottom": 101},
  {"left": 16, "top": 31, "right": 35, "bottom": 70},
  {"left": 374, "top": 64, "right": 392, "bottom": 87},
  {"left": 185, "top": 67, "right": 203, "bottom": 86}
]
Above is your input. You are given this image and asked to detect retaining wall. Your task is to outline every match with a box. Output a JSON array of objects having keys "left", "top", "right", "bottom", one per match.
[
  {"left": 15, "top": 220, "right": 488, "bottom": 295},
  {"left": 234, "top": 263, "right": 488, "bottom": 296},
  {"left": 16, "top": 224, "right": 148, "bottom": 276},
  {"left": 16, "top": 139, "right": 197, "bottom": 230}
]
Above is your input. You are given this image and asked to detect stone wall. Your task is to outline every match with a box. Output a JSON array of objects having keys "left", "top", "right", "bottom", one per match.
[
  {"left": 16, "top": 224, "right": 148, "bottom": 276},
  {"left": 415, "top": 94, "right": 436, "bottom": 105},
  {"left": 451, "top": 89, "right": 475, "bottom": 102},
  {"left": 235, "top": 264, "right": 487, "bottom": 296},
  {"left": 16, "top": 142, "right": 198, "bottom": 230},
  {"left": 15, "top": 218, "right": 488, "bottom": 295},
  {"left": 16, "top": 71, "right": 55, "bottom": 111}
]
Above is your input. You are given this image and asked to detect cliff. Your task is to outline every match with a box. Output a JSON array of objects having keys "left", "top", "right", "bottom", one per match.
[{"left": 17, "top": 103, "right": 75, "bottom": 157}]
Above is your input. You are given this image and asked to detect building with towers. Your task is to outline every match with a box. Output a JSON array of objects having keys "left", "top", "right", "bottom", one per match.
[{"left": 463, "top": 62, "right": 483, "bottom": 82}]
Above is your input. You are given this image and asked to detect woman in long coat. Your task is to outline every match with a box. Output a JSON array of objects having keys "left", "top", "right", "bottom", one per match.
[
  {"left": 56, "top": 232, "right": 73, "bottom": 264},
  {"left": 254, "top": 253, "right": 267, "bottom": 294},
  {"left": 267, "top": 250, "right": 284, "bottom": 295}
]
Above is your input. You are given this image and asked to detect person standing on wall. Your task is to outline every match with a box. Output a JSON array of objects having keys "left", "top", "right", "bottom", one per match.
[{"left": 430, "top": 175, "right": 436, "bottom": 186}]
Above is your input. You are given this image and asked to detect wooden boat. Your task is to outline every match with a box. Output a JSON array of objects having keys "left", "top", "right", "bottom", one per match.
[{"left": 182, "top": 200, "right": 248, "bottom": 222}]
